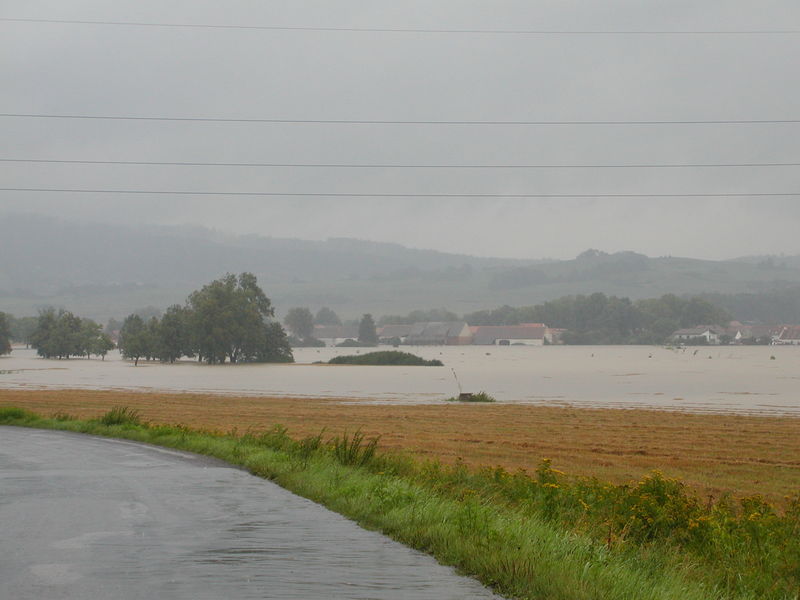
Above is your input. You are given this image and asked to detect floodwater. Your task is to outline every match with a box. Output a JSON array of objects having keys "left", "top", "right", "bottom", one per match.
[
  {"left": 1, "top": 345, "right": 799, "bottom": 416},
  {"left": 0, "top": 427, "right": 501, "bottom": 599}
]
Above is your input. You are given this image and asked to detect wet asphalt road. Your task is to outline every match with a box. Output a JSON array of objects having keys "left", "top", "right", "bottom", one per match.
[{"left": 0, "top": 426, "right": 501, "bottom": 599}]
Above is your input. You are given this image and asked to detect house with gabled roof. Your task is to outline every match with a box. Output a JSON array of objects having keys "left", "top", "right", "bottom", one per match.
[
  {"left": 404, "top": 321, "right": 472, "bottom": 345},
  {"left": 670, "top": 326, "right": 726, "bottom": 344},
  {"left": 775, "top": 325, "right": 800, "bottom": 345},
  {"left": 377, "top": 324, "right": 414, "bottom": 344}
]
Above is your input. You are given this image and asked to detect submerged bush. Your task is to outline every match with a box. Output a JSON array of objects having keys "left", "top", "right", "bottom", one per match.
[
  {"left": 329, "top": 351, "right": 443, "bottom": 366},
  {"left": 445, "top": 391, "right": 496, "bottom": 402}
]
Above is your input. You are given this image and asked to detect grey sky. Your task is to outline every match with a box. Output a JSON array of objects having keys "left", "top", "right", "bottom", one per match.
[{"left": 2, "top": 0, "right": 799, "bottom": 260}]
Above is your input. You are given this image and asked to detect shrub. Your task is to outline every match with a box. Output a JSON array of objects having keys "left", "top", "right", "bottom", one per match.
[
  {"left": 99, "top": 406, "right": 142, "bottom": 426},
  {"left": 0, "top": 406, "right": 37, "bottom": 422},
  {"left": 329, "top": 351, "right": 443, "bottom": 366},
  {"left": 445, "top": 391, "right": 496, "bottom": 402},
  {"left": 331, "top": 429, "right": 380, "bottom": 467}
]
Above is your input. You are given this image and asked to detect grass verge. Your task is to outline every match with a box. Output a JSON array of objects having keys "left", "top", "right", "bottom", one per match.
[{"left": 1, "top": 405, "right": 797, "bottom": 599}]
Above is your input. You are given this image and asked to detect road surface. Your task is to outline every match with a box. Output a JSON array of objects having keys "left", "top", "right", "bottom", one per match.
[{"left": 0, "top": 426, "right": 501, "bottom": 599}]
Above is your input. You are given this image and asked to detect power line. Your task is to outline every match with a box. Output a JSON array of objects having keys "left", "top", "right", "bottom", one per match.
[
  {"left": 2, "top": 187, "right": 797, "bottom": 198},
  {"left": 2, "top": 113, "right": 799, "bottom": 126},
  {"left": 3, "top": 158, "right": 800, "bottom": 169},
  {"left": 2, "top": 17, "right": 799, "bottom": 35}
]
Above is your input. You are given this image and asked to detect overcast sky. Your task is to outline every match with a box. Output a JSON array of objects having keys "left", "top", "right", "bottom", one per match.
[{"left": 2, "top": 1, "right": 800, "bottom": 260}]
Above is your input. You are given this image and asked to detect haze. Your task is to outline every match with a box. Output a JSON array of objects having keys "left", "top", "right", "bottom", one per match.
[{"left": 2, "top": 0, "right": 800, "bottom": 260}]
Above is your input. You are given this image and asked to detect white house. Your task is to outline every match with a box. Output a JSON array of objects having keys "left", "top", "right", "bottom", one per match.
[{"left": 670, "top": 326, "right": 725, "bottom": 344}]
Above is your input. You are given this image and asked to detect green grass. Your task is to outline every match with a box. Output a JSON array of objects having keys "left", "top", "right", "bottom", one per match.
[
  {"left": 1, "top": 405, "right": 797, "bottom": 600},
  {"left": 98, "top": 406, "right": 141, "bottom": 426},
  {"left": 328, "top": 351, "right": 444, "bottom": 366}
]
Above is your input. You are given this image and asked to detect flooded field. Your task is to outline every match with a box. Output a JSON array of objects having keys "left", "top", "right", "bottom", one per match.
[{"left": 1, "top": 345, "right": 798, "bottom": 416}]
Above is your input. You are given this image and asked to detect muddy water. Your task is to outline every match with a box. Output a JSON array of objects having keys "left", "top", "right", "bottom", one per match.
[{"left": 1, "top": 345, "right": 799, "bottom": 415}]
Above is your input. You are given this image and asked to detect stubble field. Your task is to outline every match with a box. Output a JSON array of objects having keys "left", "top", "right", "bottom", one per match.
[{"left": 2, "top": 388, "right": 797, "bottom": 504}]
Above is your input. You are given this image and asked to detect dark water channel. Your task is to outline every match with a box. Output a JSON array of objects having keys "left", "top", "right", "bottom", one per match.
[{"left": 0, "top": 427, "right": 501, "bottom": 599}]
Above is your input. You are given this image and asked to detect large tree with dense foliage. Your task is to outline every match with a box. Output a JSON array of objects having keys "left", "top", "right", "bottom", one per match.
[
  {"left": 156, "top": 305, "right": 192, "bottom": 363},
  {"left": 10, "top": 315, "right": 39, "bottom": 347},
  {"left": 284, "top": 307, "right": 315, "bottom": 340},
  {"left": 118, "top": 314, "right": 149, "bottom": 366},
  {"left": 187, "top": 272, "right": 291, "bottom": 364},
  {"left": 358, "top": 313, "right": 378, "bottom": 345},
  {"left": 314, "top": 306, "right": 342, "bottom": 326},
  {"left": 0, "top": 312, "right": 11, "bottom": 355}
]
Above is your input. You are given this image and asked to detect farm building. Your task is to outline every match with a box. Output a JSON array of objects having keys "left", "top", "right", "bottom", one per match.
[
  {"left": 404, "top": 322, "right": 473, "bottom": 345},
  {"left": 471, "top": 324, "right": 547, "bottom": 346},
  {"left": 670, "top": 326, "right": 725, "bottom": 344}
]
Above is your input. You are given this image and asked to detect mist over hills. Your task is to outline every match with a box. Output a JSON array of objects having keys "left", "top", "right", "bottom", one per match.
[{"left": 2, "top": 213, "right": 800, "bottom": 322}]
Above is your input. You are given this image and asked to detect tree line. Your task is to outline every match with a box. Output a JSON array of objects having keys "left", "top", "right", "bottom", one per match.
[
  {"left": 118, "top": 272, "right": 292, "bottom": 365},
  {"left": 28, "top": 309, "right": 115, "bottom": 359},
  {"left": 463, "top": 293, "right": 731, "bottom": 344}
]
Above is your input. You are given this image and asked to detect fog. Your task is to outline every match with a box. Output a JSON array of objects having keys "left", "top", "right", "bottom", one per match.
[{"left": 2, "top": 1, "right": 800, "bottom": 260}]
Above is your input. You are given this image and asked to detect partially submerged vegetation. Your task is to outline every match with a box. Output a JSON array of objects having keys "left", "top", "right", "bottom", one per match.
[
  {"left": 446, "top": 391, "right": 496, "bottom": 402},
  {"left": 328, "top": 350, "right": 443, "bottom": 366},
  {"left": 2, "top": 405, "right": 798, "bottom": 600}
]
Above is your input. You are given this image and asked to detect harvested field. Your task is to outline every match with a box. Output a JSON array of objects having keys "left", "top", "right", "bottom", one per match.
[{"left": 2, "top": 388, "right": 798, "bottom": 504}]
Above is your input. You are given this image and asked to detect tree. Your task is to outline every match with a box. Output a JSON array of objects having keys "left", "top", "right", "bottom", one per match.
[
  {"left": 119, "top": 314, "right": 148, "bottom": 366},
  {"left": 0, "top": 312, "right": 11, "bottom": 355},
  {"left": 157, "top": 305, "right": 191, "bottom": 363},
  {"left": 31, "top": 308, "right": 58, "bottom": 358},
  {"left": 284, "top": 307, "right": 314, "bottom": 339},
  {"left": 88, "top": 332, "right": 115, "bottom": 360},
  {"left": 31, "top": 309, "right": 83, "bottom": 359},
  {"left": 187, "top": 272, "right": 292, "bottom": 364},
  {"left": 105, "top": 317, "right": 123, "bottom": 336},
  {"left": 9, "top": 315, "right": 38, "bottom": 347},
  {"left": 314, "top": 306, "right": 341, "bottom": 326},
  {"left": 144, "top": 317, "right": 162, "bottom": 361},
  {"left": 251, "top": 322, "right": 294, "bottom": 363},
  {"left": 358, "top": 314, "right": 378, "bottom": 345},
  {"left": 78, "top": 319, "right": 103, "bottom": 358}
]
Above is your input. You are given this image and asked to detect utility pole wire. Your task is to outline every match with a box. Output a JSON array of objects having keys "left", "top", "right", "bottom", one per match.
[
  {"left": 2, "top": 113, "right": 799, "bottom": 126},
  {"left": 2, "top": 158, "right": 800, "bottom": 169},
  {"left": 2, "top": 188, "right": 798, "bottom": 198},
  {"left": 2, "top": 17, "right": 800, "bottom": 35}
]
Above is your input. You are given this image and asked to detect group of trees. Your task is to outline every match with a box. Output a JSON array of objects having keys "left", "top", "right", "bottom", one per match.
[
  {"left": 282, "top": 306, "right": 378, "bottom": 347},
  {"left": 28, "top": 309, "right": 115, "bottom": 359},
  {"left": 118, "top": 273, "right": 293, "bottom": 365},
  {"left": 283, "top": 306, "right": 343, "bottom": 346},
  {"left": 377, "top": 308, "right": 458, "bottom": 326},
  {"left": 464, "top": 293, "right": 731, "bottom": 344}
]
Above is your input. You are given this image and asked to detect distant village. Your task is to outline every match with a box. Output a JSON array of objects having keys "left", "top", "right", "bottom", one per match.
[
  {"left": 313, "top": 321, "right": 800, "bottom": 347},
  {"left": 670, "top": 323, "right": 800, "bottom": 346},
  {"left": 314, "top": 322, "right": 559, "bottom": 347}
]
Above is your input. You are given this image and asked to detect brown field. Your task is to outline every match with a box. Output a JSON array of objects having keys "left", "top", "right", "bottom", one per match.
[{"left": 2, "top": 388, "right": 799, "bottom": 504}]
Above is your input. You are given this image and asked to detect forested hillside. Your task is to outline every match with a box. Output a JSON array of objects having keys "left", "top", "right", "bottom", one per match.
[{"left": 3, "top": 213, "right": 800, "bottom": 322}]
